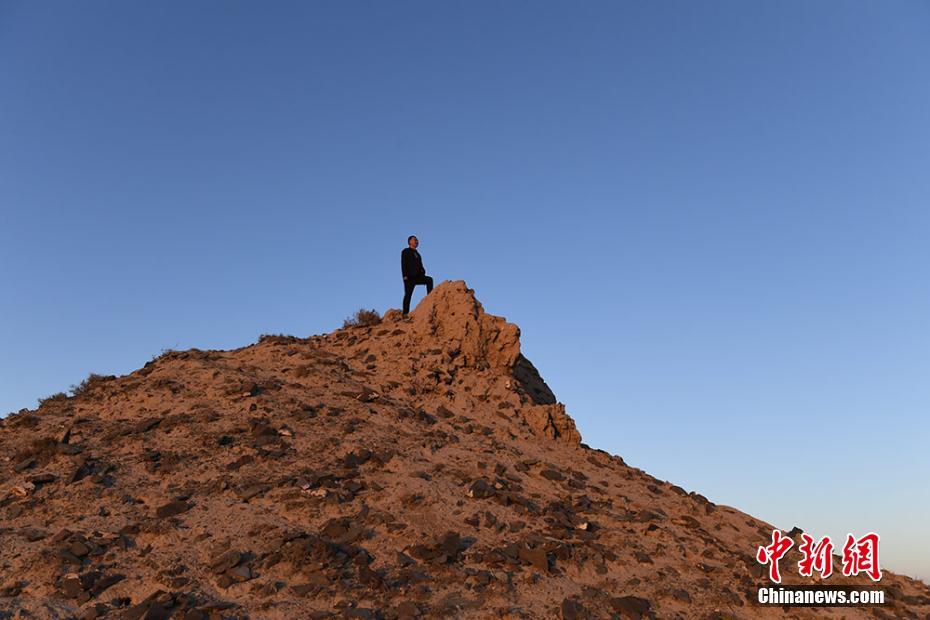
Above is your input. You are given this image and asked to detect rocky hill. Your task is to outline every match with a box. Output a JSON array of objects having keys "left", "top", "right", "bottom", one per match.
[{"left": 1, "top": 281, "right": 928, "bottom": 619}]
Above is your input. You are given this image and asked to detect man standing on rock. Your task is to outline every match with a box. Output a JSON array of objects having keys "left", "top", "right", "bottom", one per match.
[{"left": 401, "top": 235, "right": 433, "bottom": 317}]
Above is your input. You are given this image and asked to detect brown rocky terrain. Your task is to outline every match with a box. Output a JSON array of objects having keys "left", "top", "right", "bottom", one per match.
[{"left": 1, "top": 280, "right": 928, "bottom": 619}]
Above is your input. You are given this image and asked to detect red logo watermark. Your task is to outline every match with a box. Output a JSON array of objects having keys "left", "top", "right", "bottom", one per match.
[
  {"left": 841, "top": 532, "right": 881, "bottom": 581},
  {"left": 798, "top": 533, "right": 834, "bottom": 579},
  {"left": 756, "top": 530, "right": 882, "bottom": 583}
]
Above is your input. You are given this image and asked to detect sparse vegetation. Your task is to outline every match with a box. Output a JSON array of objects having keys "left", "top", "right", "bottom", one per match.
[
  {"left": 148, "top": 348, "right": 177, "bottom": 363},
  {"left": 343, "top": 308, "right": 381, "bottom": 328},
  {"left": 70, "top": 373, "right": 116, "bottom": 397},
  {"left": 258, "top": 333, "right": 301, "bottom": 345},
  {"left": 14, "top": 436, "right": 59, "bottom": 465},
  {"left": 37, "top": 392, "right": 69, "bottom": 407}
]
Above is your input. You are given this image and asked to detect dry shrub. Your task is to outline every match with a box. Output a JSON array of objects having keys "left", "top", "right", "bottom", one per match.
[
  {"left": 259, "top": 334, "right": 301, "bottom": 345},
  {"left": 14, "top": 436, "right": 59, "bottom": 465},
  {"left": 37, "top": 392, "right": 69, "bottom": 407},
  {"left": 150, "top": 348, "right": 177, "bottom": 362},
  {"left": 343, "top": 308, "right": 381, "bottom": 328},
  {"left": 70, "top": 373, "right": 116, "bottom": 398}
]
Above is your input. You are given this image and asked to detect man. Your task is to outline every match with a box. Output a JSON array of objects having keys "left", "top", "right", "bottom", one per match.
[{"left": 401, "top": 235, "right": 433, "bottom": 317}]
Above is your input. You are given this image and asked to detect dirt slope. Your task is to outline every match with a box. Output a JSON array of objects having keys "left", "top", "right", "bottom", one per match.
[{"left": 1, "top": 280, "right": 928, "bottom": 619}]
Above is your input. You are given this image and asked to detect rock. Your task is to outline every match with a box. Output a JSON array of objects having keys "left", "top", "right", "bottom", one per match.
[
  {"left": 671, "top": 588, "right": 691, "bottom": 602},
  {"left": 122, "top": 590, "right": 174, "bottom": 620},
  {"left": 608, "top": 596, "right": 651, "bottom": 618},
  {"left": 439, "top": 531, "right": 462, "bottom": 556},
  {"left": 401, "top": 408, "right": 437, "bottom": 425},
  {"left": 468, "top": 478, "right": 495, "bottom": 499},
  {"left": 395, "top": 600, "right": 421, "bottom": 619},
  {"left": 155, "top": 500, "right": 192, "bottom": 519},
  {"left": 341, "top": 386, "right": 380, "bottom": 402},
  {"left": 634, "top": 551, "right": 653, "bottom": 564},
  {"left": 634, "top": 510, "right": 664, "bottom": 523},
  {"left": 473, "top": 570, "right": 492, "bottom": 586},
  {"left": 13, "top": 457, "right": 36, "bottom": 472},
  {"left": 518, "top": 545, "right": 549, "bottom": 572},
  {"left": 28, "top": 472, "right": 58, "bottom": 485},
  {"left": 409, "top": 281, "right": 522, "bottom": 373},
  {"left": 256, "top": 580, "right": 284, "bottom": 596},
  {"left": 521, "top": 403, "right": 582, "bottom": 444},
  {"left": 68, "top": 459, "right": 95, "bottom": 484},
  {"left": 0, "top": 581, "right": 26, "bottom": 597},
  {"left": 8, "top": 482, "right": 35, "bottom": 498},
  {"left": 321, "top": 517, "right": 364, "bottom": 544},
  {"left": 92, "top": 573, "right": 125, "bottom": 594},
  {"left": 60, "top": 570, "right": 125, "bottom": 601},
  {"left": 79, "top": 603, "right": 109, "bottom": 619},
  {"left": 342, "top": 449, "right": 372, "bottom": 468},
  {"left": 133, "top": 417, "right": 161, "bottom": 434},
  {"left": 226, "top": 455, "right": 253, "bottom": 471},
  {"left": 689, "top": 491, "right": 717, "bottom": 514},
  {"left": 228, "top": 563, "right": 252, "bottom": 582},
  {"left": 408, "top": 531, "right": 466, "bottom": 564},
  {"left": 61, "top": 574, "right": 84, "bottom": 598},
  {"left": 304, "top": 571, "right": 329, "bottom": 587},
  {"left": 237, "top": 484, "right": 270, "bottom": 501},
  {"left": 22, "top": 528, "right": 47, "bottom": 541},
  {"left": 210, "top": 550, "right": 242, "bottom": 574},
  {"left": 560, "top": 598, "right": 585, "bottom": 620},
  {"left": 58, "top": 426, "right": 73, "bottom": 444}
]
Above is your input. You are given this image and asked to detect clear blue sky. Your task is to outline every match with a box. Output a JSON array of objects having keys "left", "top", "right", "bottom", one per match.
[{"left": 1, "top": 1, "right": 928, "bottom": 580}]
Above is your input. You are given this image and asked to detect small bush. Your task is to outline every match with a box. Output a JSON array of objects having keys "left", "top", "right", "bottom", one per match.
[
  {"left": 343, "top": 308, "right": 382, "bottom": 328},
  {"left": 149, "top": 347, "right": 179, "bottom": 363},
  {"left": 37, "top": 392, "right": 69, "bottom": 407},
  {"left": 258, "top": 333, "right": 301, "bottom": 345},
  {"left": 14, "top": 436, "right": 59, "bottom": 465},
  {"left": 70, "top": 373, "right": 116, "bottom": 398}
]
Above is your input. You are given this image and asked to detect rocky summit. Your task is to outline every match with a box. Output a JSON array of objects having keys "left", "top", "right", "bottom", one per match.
[{"left": 1, "top": 280, "right": 928, "bottom": 619}]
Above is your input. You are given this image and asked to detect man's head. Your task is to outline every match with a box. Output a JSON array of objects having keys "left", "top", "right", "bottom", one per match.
[{"left": 407, "top": 235, "right": 419, "bottom": 249}]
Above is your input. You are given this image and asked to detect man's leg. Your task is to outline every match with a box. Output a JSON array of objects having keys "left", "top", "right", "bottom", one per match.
[
  {"left": 402, "top": 280, "right": 415, "bottom": 316},
  {"left": 424, "top": 276, "right": 433, "bottom": 293}
]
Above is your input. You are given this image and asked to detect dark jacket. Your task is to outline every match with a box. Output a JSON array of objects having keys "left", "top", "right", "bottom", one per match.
[{"left": 401, "top": 247, "right": 426, "bottom": 279}]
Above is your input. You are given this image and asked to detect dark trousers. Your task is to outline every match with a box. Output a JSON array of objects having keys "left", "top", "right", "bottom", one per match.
[{"left": 403, "top": 275, "right": 433, "bottom": 315}]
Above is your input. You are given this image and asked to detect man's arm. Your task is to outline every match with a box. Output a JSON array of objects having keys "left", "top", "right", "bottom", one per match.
[{"left": 401, "top": 249, "right": 414, "bottom": 279}]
